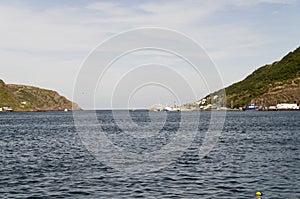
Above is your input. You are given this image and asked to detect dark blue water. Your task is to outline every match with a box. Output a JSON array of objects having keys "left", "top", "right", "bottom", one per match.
[{"left": 0, "top": 111, "right": 299, "bottom": 198}]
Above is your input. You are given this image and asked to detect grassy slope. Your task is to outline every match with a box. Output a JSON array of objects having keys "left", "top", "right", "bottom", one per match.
[
  {"left": 221, "top": 47, "right": 300, "bottom": 108},
  {"left": 0, "top": 80, "right": 80, "bottom": 111}
]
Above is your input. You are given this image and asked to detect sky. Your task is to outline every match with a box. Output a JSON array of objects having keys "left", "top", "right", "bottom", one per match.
[{"left": 0, "top": 0, "right": 299, "bottom": 109}]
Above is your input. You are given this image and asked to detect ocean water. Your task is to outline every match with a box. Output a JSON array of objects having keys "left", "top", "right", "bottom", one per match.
[{"left": 0, "top": 111, "right": 299, "bottom": 198}]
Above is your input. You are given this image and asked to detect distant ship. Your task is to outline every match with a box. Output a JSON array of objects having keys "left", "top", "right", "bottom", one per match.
[
  {"left": 243, "top": 104, "right": 258, "bottom": 111},
  {"left": 164, "top": 106, "right": 180, "bottom": 112}
]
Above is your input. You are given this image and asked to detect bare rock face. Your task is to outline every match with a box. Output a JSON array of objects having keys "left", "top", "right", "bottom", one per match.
[{"left": 0, "top": 79, "right": 81, "bottom": 111}]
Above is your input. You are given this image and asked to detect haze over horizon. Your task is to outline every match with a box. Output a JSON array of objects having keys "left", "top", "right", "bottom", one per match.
[{"left": 1, "top": 0, "right": 299, "bottom": 109}]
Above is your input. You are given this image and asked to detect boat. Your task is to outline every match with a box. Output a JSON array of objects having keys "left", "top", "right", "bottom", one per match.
[
  {"left": 164, "top": 106, "right": 180, "bottom": 112},
  {"left": 243, "top": 104, "right": 258, "bottom": 111}
]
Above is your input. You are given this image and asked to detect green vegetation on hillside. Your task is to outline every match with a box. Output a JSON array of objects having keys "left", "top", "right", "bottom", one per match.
[
  {"left": 181, "top": 46, "right": 300, "bottom": 110},
  {"left": 0, "top": 80, "right": 81, "bottom": 111},
  {"left": 217, "top": 47, "right": 300, "bottom": 108}
]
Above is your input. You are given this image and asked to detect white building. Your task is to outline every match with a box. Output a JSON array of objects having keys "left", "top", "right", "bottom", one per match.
[
  {"left": 276, "top": 103, "right": 299, "bottom": 110},
  {"left": 3, "top": 107, "right": 13, "bottom": 111}
]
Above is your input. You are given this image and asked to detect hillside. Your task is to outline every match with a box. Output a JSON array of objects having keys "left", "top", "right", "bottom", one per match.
[
  {"left": 0, "top": 80, "right": 81, "bottom": 111},
  {"left": 224, "top": 47, "right": 300, "bottom": 108},
  {"left": 183, "top": 47, "right": 300, "bottom": 109}
]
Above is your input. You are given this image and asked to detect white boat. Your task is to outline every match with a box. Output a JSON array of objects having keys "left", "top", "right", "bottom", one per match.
[
  {"left": 276, "top": 103, "right": 299, "bottom": 110},
  {"left": 164, "top": 106, "right": 180, "bottom": 112}
]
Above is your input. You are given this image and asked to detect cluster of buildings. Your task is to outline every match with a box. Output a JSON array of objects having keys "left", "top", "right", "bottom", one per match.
[
  {"left": 0, "top": 101, "right": 28, "bottom": 112},
  {"left": 149, "top": 95, "right": 300, "bottom": 112}
]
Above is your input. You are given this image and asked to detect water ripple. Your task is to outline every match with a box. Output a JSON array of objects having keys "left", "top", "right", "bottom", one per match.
[{"left": 0, "top": 111, "right": 299, "bottom": 198}]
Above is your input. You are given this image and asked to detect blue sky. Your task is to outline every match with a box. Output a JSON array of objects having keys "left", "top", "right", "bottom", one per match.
[{"left": 0, "top": 0, "right": 299, "bottom": 108}]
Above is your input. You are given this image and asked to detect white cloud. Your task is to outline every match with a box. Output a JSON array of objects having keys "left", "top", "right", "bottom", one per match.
[
  {"left": 0, "top": 5, "right": 106, "bottom": 52},
  {"left": 0, "top": 0, "right": 295, "bottom": 53},
  {"left": 86, "top": 2, "right": 132, "bottom": 16},
  {"left": 0, "top": 0, "right": 299, "bottom": 107}
]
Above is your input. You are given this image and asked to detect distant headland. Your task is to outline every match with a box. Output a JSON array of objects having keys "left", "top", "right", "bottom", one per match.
[
  {"left": 181, "top": 46, "right": 300, "bottom": 111},
  {"left": 0, "top": 80, "right": 81, "bottom": 112}
]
